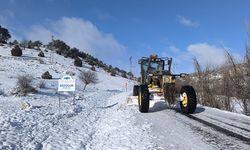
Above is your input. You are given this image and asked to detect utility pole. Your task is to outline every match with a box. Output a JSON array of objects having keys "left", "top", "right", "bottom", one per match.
[
  {"left": 50, "top": 35, "right": 55, "bottom": 64},
  {"left": 129, "top": 56, "right": 132, "bottom": 78},
  {"left": 129, "top": 56, "right": 132, "bottom": 73}
]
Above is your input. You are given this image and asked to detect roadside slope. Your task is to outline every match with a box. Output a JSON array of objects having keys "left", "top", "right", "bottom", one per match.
[{"left": 86, "top": 91, "right": 157, "bottom": 150}]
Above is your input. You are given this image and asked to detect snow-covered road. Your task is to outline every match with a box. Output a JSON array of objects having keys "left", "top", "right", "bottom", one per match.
[{"left": 133, "top": 98, "right": 250, "bottom": 150}]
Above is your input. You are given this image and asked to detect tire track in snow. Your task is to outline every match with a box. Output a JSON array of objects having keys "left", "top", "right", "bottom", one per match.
[
  {"left": 172, "top": 106, "right": 250, "bottom": 145},
  {"left": 200, "top": 114, "right": 250, "bottom": 133},
  {"left": 185, "top": 114, "right": 250, "bottom": 145}
]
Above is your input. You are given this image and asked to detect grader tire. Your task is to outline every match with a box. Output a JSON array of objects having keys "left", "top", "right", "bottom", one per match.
[
  {"left": 180, "top": 85, "right": 197, "bottom": 114},
  {"left": 133, "top": 85, "right": 139, "bottom": 96},
  {"left": 138, "top": 85, "right": 149, "bottom": 113}
]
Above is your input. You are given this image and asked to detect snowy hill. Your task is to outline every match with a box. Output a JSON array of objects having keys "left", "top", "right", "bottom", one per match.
[{"left": 0, "top": 45, "right": 154, "bottom": 149}]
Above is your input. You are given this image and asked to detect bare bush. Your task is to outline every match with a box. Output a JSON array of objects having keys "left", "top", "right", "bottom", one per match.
[
  {"left": 13, "top": 75, "right": 36, "bottom": 96},
  {"left": 37, "top": 80, "right": 46, "bottom": 89},
  {"left": 242, "top": 41, "right": 250, "bottom": 115},
  {"left": 78, "top": 70, "right": 98, "bottom": 90},
  {"left": 193, "top": 57, "right": 204, "bottom": 104},
  {"left": 0, "top": 88, "right": 5, "bottom": 96},
  {"left": 38, "top": 51, "right": 45, "bottom": 57},
  {"left": 225, "top": 50, "right": 250, "bottom": 114},
  {"left": 182, "top": 42, "right": 250, "bottom": 115},
  {"left": 221, "top": 64, "right": 233, "bottom": 111},
  {"left": 192, "top": 58, "right": 221, "bottom": 108},
  {"left": 66, "top": 71, "right": 75, "bottom": 76},
  {"left": 38, "top": 58, "right": 45, "bottom": 64}
]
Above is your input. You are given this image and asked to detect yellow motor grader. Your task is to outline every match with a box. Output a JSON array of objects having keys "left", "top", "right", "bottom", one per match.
[{"left": 133, "top": 54, "right": 197, "bottom": 114}]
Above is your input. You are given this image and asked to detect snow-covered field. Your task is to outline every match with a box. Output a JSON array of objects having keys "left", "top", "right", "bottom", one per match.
[{"left": 0, "top": 45, "right": 250, "bottom": 150}]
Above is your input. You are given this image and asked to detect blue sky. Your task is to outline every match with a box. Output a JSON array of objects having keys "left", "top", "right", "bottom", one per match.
[{"left": 1, "top": 0, "right": 250, "bottom": 75}]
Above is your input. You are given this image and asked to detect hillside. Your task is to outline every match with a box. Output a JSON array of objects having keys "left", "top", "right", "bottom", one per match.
[{"left": 0, "top": 44, "right": 153, "bottom": 149}]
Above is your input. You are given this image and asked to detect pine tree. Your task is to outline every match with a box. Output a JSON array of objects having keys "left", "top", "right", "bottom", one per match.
[{"left": 0, "top": 25, "right": 11, "bottom": 43}]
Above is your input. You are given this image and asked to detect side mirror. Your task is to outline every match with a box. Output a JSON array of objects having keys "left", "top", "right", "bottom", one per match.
[{"left": 180, "top": 73, "right": 188, "bottom": 78}]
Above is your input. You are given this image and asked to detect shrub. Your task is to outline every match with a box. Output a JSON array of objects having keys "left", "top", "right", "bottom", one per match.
[
  {"left": 121, "top": 73, "right": 127, "bottom": 78},
  {"left": 110, "top": 69, "right": 116, "bottom": 76},
  {"left": 14, "top": 75, "right": 36, "bottom": 96},
  {"left": 66, "top": 48, "right": 79, "bottom": 58},
  {"left": 47, "top": 39, "right": 70, "bottom": 55},
  {"left": 20, "top": 40, "right": 28, "bottom": 50},
  {"left": 37, "top": 80, "right": 46, "bottom": 89},
  {"left": 33, "top": 40, "right": 43, "bottom": 48},
  {"left": 88, "top": 60, "right": 97, "bottom": 66},
  {"left": 74, "top": 57, "right": 82, "bottom": 67},
  {"left": 41, "top": 71, "right": 52, "bottom": 79},
  {"left": 38, "top": 58, "right": 45, "bottom": 64},
  {"left": 91, "top": 66, "right": 96, "bottom": 71},
  {"left": 66, "top": 71, "right": 76, "bottom": 76},
  {"left": 0, "top": 88, "right": 5, "bottom": 96},
  {"left": 38, "top": 51, "right": 45, "bottom": 57},
  {"left": 27, "top": 40, "right": 33, "bottom": 49},
  {"left": 11, "top": 45, "right": 22, "bottom": 56},
  {"left": 127, "top": 72, "right": 134, "bottom": 78},
  {"left": 78, "top": 70, "right": 98, "bottom": 90},
  {"left": 13, "top": 40, "right": 19, "bottom": 45}
]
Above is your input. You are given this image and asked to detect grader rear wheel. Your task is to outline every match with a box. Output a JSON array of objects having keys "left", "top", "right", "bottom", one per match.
[{"left": 180, "top": 85, "right": 197, "bottom": 114}]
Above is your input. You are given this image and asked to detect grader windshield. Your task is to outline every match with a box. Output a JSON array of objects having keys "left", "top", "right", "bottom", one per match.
[
  {"left": 141, "top": 60, "right": 164, "bottom": 73},
  {"left": 149, "top": 61, "right": 164, "bottom": 72}
]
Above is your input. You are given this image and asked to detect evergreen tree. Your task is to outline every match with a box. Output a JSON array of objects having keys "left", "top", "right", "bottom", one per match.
[
  {"left": 0, "top": 25, "right": 11, "bottom": 43},
  {"left": 33, "top": 41, "right": 43, "bottom": 47},
  {"left": 47, "top": 39, "right": 70, "bottom": 55},
  {"left": 13, "top": 40, "right": 19, "bottom": 45},
  {"left": 74, "top": 57, "right": 82, "bottom": 67}
]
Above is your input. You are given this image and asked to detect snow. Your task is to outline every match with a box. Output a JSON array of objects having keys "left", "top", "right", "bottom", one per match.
[
  {"left": 133, "top": 99, "right": 250, "bottom": 149},
  {"left": 0, "top": 45, "right": 140, "bottom": 149},
  {"left": 1, "top": 44, "right": 250, "bottom": 150},
  {"left": 85, "top": 91, "right": 156, "bottom": 150}
]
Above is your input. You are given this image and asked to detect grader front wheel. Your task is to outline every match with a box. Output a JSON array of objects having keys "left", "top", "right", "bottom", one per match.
[
  {"left": 138, "top": 85, "right": 149, "bottom": 113},
  {"left": 180, "top": 85, "right": 197, "bottom": 114}
]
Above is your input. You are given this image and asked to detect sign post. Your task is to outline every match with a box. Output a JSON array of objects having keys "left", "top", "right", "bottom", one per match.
[{"left": 58, "top": 75, "right": 76, "bottom": 114}]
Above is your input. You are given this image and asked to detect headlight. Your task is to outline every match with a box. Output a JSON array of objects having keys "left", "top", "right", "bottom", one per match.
[{"left": 163, "top": 76, "right": 171, "bottom": 82}]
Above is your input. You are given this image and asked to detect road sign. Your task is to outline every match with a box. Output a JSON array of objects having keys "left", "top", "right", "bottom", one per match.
[{"left": 58, "top": 75, "right": 75, "bottom": 92}]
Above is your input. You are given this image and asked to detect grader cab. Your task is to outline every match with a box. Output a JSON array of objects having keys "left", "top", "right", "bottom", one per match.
[{"left": 133, "top": 54, "right": 197, "bottom": 113}]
